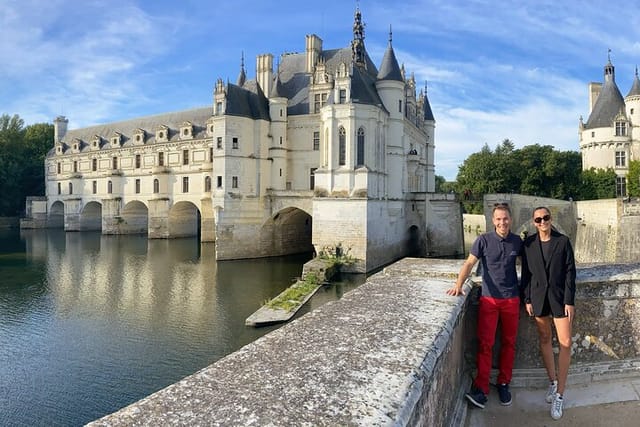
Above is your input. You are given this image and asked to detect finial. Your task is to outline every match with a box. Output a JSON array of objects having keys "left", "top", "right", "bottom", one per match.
[
  {"left": 241, "top": 51, "right": 245, "bottom": 69},
  {"left": 425, "top": 80, "right": 428, "bottom": 93},
  {"left": 389, "top": 25, "right": 393, "bottom": 44},
  {"left": 608, "top": 48, "right": 612, "bottom": 63}
]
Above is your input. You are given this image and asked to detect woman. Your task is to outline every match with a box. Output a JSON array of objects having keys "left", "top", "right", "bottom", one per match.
[{"left": 521, "top": 206, "right": 576, "bottom": 421}]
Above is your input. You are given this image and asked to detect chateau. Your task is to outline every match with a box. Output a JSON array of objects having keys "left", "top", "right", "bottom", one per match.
[
  {"left": 580, "top": 55, "right": 640, "bottom": 196},
  {"left": 24, "top": 8, "right": 464, "bottom": 273}
]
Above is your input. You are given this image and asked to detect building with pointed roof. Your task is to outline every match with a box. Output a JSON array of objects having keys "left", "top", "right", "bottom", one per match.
[
  {"left": 580, "top": 56, "right": 640, "bottom": 196},
  {"left": 27, "top": 8, "right": 461, "bottom": 273}
]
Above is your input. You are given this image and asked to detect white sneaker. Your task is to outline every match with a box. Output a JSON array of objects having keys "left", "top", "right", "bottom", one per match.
[
  {"left": 551, "top": 393, "right": 564, "bottom": 420},
  {"left": 546, "top": 380, "right": 558, "bottom": 403}
]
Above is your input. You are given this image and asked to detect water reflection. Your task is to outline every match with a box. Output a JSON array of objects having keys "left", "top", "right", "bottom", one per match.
[{"left": 1, "top": 229, "right": 364, "bottom": 426}]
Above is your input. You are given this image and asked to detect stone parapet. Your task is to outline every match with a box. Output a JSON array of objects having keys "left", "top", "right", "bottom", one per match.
[{"left": 88, "top": 258, "right": 472, "bottom": 426}]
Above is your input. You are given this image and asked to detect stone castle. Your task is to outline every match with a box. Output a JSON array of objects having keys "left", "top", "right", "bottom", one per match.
[
  {"left": 22, "top": 8, "right": 464, "bottom": 273},
  {"left": 580, "top": 54, "right": 640, "bottom": 196}
]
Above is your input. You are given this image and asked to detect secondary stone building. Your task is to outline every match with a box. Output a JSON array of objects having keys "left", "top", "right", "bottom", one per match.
[
  {"left": 580, "top": 55, "right": 640, "bottom": 196},
  {"left": 26, "top": 8, "right": 463, "bottom": 272}
]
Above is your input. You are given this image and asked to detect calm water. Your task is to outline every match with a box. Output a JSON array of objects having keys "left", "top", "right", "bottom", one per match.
[{"left": 0, "top": 229, "right": 365, "bottom": 426}]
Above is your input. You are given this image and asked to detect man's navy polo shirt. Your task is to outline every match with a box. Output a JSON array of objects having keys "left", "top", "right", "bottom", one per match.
[{"left": 470, "top": 231, "right": 522, "bottom": 299}]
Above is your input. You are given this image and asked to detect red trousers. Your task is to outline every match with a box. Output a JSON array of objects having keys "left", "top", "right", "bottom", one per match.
[{"left": 473, "top": 296, "right": 520, "bottom": 394}]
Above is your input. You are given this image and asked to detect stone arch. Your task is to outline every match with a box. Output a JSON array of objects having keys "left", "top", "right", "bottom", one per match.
[
  {"left": 169, "top": 201, "right": 200, "bottom": 238},
  {"left": 49, "top": 201, "right": 64, "bottom": 228},
  {"left": 262, "top": 207, "right": 313, "bottom": 256},
  {"left": 80, "top": 201, "right": 102, "bottom": 231},
  {"left": 121, "top": 200, "right": 149, "bottom": 234}
]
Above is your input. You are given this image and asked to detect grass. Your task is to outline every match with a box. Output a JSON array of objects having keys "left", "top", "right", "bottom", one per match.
[{"left": 265, "top": 272, "right": 321, "bottom": 312}]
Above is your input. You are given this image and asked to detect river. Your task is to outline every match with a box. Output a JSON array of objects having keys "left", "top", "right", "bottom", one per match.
[{"left": 0, "top": 228, "right": 365, "bottom": 426}]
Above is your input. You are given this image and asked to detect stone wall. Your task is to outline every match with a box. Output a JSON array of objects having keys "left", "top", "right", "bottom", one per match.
[
  {"left": 512, "top": 263, "right": 640, "bottom": 371},
  {"left": 88, "top": 258, "right": 473, "bottom": 427},
  {"left": 87, "top": 258, "right": 640, "bottom": 426}
]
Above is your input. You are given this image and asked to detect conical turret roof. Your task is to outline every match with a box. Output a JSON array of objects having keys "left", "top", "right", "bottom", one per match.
[
  {"left": 584, "top": 60, "right": 625, "bottom": 129},
  {"left": 377, "top": 30, "right": 403, "bottom": 82}
]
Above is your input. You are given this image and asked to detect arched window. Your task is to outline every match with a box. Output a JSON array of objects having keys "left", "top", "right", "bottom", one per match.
[
  {"left": 153, "top": 179, "right": 159, "bottom": 194},
  {"left": 338, "top": 126, "right": 346, "bottom": 166},
  {"left": 68, "top": 182, "right": 73, "bottom": 194},
  {"left": 107, "top": 180, "right": 112, "bottom": 194},
  {"left": 356, "top": 127, "right": 365, "bottom": 166},
  {"left": 204, "top": 176, "right": 212, "bottom": 192}
]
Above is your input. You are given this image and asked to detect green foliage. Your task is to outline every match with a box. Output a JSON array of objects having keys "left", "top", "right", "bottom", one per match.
[
  {"left": 452, "top": 139, "right": 610, "bottom": 209},
  {"left": 627, "top": 161, "right": 640, "bottom": 197},
  {"left": 265, "top": 272, "right": 320, "bottom": 312},
  {"left": 578, "top": 168, "right": 616, "bottom": 199},
  {"left": 318, "top": 243, "right": 355, "bottom": 267},
  {"left": 0, "top": 114, "right": 53, "bottom": 216}
]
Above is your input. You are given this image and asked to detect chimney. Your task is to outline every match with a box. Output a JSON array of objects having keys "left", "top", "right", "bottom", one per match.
[
  {"left": 306, "top": 34, "right": 323, "bottom": 73},
  {"left": 256, "top": 54, "right": 273, "bottom": 96},
  {"left": 54, "top": 116, "right": 68, "bottom": 142}
]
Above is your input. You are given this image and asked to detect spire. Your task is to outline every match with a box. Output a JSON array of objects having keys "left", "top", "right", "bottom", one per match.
[
  {"left": 236, "top": 52, "right": 246, "bottom": 87},
  {"left": 351, "top": 6, "right": 366, "bottom": 66},
  {"left": 377, "top": 25, "right": 403, "bottom": 81},
  {"left": 626, "top": 66, "right": 640, "bottom": 98},
  {"left": 422, "top": 81, "right": 434, "bottom": 121},
  {"left": 604, "top": 49, "right": 615, "bottom": 83}
]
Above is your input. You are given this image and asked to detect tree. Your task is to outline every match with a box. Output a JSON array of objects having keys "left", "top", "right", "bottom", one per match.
[
  {"left": 578, "top": 168, "right": 616, "bottom": 200},
  {"left": 0, "top": 114, "right": 53, "bottom": 216},
  {"left": 627, "top": 160, "right": 640, "bottom": 197}
]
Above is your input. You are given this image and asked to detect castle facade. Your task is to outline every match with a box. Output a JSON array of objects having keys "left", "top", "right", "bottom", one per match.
[{"left": 25, "top": 9, "right": 463, "bottom": 272}]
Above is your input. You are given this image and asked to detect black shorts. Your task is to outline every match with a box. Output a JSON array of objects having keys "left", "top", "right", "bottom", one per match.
[{"left": 538, "top": 294, "right": 567, "bottom": 318}]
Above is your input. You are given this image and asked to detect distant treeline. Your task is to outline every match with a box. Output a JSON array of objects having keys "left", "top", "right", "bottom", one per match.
[{"left": 0, "top": 114, "right": 53, "bottom": 216}]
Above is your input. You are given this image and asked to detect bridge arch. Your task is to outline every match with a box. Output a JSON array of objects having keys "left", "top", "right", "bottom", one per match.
[
  {"left": 49, "top": 201, "right": 64, "bottom": 228},
  {"left": 121, "top": 200, "right": 149, "bottom": 234},
  {"left": 80, "top": 201, "right": 102, "bottom": 231},
  {"left": 261, "top": 207, "right": 313, "bottom": 256},
  {"left": 169, "top": 201, "right": 200, "bottom": 238}
]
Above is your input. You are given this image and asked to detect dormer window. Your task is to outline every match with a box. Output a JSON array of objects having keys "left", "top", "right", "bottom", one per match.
[
  {"left": 92, "top": 135, "right": 102, "bottom": 150},
  {"left": 156, "top": 125, "right": 169, "bottom": 142},
  {"left": 133, "top": 129, "right": 145, "bottom": 145},
  {"left": 206, "top": 118, "right": 215, "bottom": 136},
  {"left": 72, "top": 138, "right": 82, "bottom": 153},
  {"left": 110, "top": 132, "right": 122, "bottom": 147},
  {"left": 615, "top": 120, "right": 627, "bottom": 136},
  {"left": 180, "top": 122, "right": 193, "bottom": 140}
]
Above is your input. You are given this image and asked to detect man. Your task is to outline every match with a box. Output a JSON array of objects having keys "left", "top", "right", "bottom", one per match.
[
  {"left": 446, "top": 203, "right": 522, "bottom": 408},
  {"left": 521, "top": 207, "right": 576, "bottom": 420}
]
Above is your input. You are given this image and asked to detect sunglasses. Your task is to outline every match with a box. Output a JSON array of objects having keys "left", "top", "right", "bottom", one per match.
[{"left": 534, "top": 214, "right": 551, "bottom": 224}]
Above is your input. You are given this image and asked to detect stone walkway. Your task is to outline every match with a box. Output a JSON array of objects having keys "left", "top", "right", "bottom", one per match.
[{"left": 466, "top": 377, "right": 640, "bottom": 426}]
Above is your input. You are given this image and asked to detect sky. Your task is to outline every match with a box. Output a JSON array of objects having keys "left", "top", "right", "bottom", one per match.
[{"left": 3, "top": 0, "right": 640, "bottom": 180}]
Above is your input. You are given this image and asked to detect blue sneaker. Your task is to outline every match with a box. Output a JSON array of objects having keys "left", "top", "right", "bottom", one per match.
[
  {"left": 497, "top": 383, "right": 512, "bottom": 406},
  {"left": 465, "top": 386, "right": 487, "bottom": 408}
]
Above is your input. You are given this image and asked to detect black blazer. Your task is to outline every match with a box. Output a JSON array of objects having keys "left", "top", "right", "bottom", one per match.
[{"left": 521, "top": 229, "right": 576, "bottom": 315}]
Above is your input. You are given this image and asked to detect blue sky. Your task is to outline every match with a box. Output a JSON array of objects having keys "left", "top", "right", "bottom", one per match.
[{"left": 3, "top": 0, "right": 640, "bottom": 180}]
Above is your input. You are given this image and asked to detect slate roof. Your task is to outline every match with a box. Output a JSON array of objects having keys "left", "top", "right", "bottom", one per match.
[
  {"left": 55, "top": 107, "right": 214, "bottom": 152},
  {"left": 377, "top": 41, "right": 404, "bottom": 82},
  {"left": 274, "top": 46, "right": 384, "bottom": 115},
  {"left": 584, "top": 66, "right": 625, "bottom": 129},
  {"left": 225, "top": 81, "right": 270, "bottom": 121},
  {"left": 626, "top": 70, "right": 640, "bottom": 98}
]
